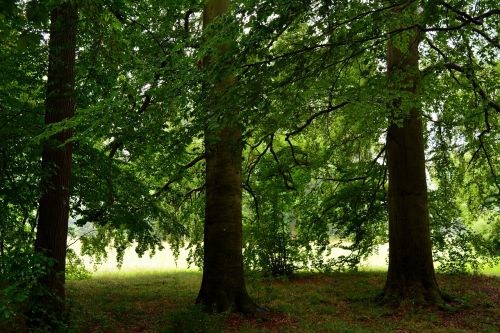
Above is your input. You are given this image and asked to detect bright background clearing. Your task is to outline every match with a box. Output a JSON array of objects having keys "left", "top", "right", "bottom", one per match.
[
  {"left": 72, "top": 241, "right": 500, "bottom": 275},
  {"left": 71, "top": 241, "right": 390, "bottom": 273}
]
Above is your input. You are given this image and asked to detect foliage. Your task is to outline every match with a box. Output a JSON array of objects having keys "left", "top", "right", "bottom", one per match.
[
  {"left": 0, "top": 248, "right": 53, "bottom": 324},
  {"left": 0, "top": 0, "right": 498, "bottom": 307},
  {"left": 65, "top": 248, "right": 91, "bottom": 281}
]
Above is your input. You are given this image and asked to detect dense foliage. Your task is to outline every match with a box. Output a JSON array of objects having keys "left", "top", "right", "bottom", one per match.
[{"left": 0, "top": 0, "right": 499, "bottom": 323}]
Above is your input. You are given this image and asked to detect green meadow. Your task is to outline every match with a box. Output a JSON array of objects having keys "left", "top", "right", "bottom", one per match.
[{"left": 62, "top": 270, "right": 499, "bottom": 333}]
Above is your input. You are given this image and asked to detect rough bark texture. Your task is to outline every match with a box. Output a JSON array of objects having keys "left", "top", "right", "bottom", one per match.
[
  {"left": 383, "top": 10, "right": 443, "bottom": 306},
  {"left": 196, "top": 0, "right": 257, "bottom": 313},
  {"left": 33, "top": 2, "right": 77, "bottom": 320}
]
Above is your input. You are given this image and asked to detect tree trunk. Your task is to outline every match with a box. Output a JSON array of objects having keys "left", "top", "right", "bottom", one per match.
[
  {"left": 382, "top": 8, "right": 443, "bottom": 306},
  {"left": 32, "top": 2, "right": 78, "bottom": 322},
  {"left": 196, "top": 0, "right": 257, "bottom": 313}
]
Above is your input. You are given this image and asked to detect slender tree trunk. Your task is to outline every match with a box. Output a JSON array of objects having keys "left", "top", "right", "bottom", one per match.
[
  {"left": 382, "top": 7, "right": 443, "bottom": 306},
  {"left": 32, "top": 2, "right": 78, "bottom": 321},
  {"left": 196, "top": 0, "right": 257, "bottom": 313}
]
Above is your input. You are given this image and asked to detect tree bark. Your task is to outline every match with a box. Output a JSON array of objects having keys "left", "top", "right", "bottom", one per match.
[
  {"left": 32, "top": 2, "right": 78, "bottom": 321},
  {"left": 196, "top": 0, "right": 257, "bottom": 313},
  {"left": 382, "top": 7, "right": 443, "bottom": 306}
]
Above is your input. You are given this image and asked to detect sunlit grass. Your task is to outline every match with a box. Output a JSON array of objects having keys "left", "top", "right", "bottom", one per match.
[
  {"left": 76, "top": 240, "right": 499, "bottom": 279},
  {"left": 91, "top": 268, "right": 200, "bottom": 279},
  {"left": 358, "top": 266, "right": 387, "bottom": 272},
  {"left": 481, "top": 263, "right": 500, "bottom": 276}
]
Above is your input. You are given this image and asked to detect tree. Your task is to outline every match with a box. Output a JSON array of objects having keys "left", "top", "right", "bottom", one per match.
[
  {"left": 0, "top": 1, "right": 497, "bottom": 322},
  {"left": 382, "top": 4, "right": 442, "bottom": 305},
  {"left": 196, "top": 0, "right": 257, "bottom": 313},
  {"left": 31, "top": 0, "right": 78, "bottom": 323}
]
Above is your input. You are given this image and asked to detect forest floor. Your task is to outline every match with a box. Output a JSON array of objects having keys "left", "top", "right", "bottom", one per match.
[{"left": 65, "top": 271, "right": 499, "bottom": 333}]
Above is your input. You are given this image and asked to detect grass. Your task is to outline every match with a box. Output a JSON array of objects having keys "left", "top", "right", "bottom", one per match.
[
  {"left": 481, "top": 263, "right": 500, "bottom": 276},
  {"left": 63, "top": 270, "right": 500, "bottom": 333}
]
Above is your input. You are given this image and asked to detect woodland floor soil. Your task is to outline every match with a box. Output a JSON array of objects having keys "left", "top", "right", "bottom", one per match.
[{"left": 65, "top": 271, "right": 499, "bottom": 333}]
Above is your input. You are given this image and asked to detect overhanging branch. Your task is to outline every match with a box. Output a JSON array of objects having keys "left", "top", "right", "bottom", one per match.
[
  {"left": 154, "top": 154, "right": 205, "bottom": 198},
  {"left": 286, "top": 101, "right": 349, "bottom": 138}
]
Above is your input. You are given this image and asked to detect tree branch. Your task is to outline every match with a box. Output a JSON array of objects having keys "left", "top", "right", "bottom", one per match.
[
  {"left": 182, "top": 184, "right": 205, "bottom": 203},
  {"left": 243, "top": 183, "right": 260, "bottom": 220},
  {"left": 67, "top": 230, "right": 97, "bottom": 249},
  {"left": 245, "top": 135, "right": 272, "bottom": 184},
  {"left": 270, "top": 134, "right": 295, "bottom": 190},
  {"left": 154, "top": 154, "right": 205, "bottom": 197},
  {"left": 444, "top": 63, "right": 500, "bottom": 113},
  {"left": 315, "top": 145, "right": 386, "bottom": 184},
  {"left": 286, "top": 101, "right": 349, "bottom": 137},
  {"left": 184, "top": 9, "right": 193, "bottom": 34}
]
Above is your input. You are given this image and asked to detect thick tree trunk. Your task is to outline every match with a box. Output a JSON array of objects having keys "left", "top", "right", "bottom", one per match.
[
  {"left": 32, "top": 2, "right": 77, "bottom": 321},
  {"left": 197, "top": 127, "right": 257, "bottom": 312},
  {"left": 196, "top": 0, "right": 257, "bottom": 313},
  {"left": 382, "top": 10, "right": 443, "bottom": 306}
]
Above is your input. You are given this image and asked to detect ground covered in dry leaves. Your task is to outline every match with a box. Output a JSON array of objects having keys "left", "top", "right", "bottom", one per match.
[{"left": 65, "top": 271, "right": 499, "bottom": 333}]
